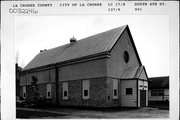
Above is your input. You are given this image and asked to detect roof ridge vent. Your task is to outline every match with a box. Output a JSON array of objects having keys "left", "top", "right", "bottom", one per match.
[{"left": 70, "top": 36, "right": 77, "bottom": 43}]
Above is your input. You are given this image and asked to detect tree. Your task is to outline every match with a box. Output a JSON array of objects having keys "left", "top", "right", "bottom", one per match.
[
  {"left": 31, "top": 76, "right": 39, "bottom": 106},
  {"left": 16, "top": 63, "right": 22, "bottom": 97}
]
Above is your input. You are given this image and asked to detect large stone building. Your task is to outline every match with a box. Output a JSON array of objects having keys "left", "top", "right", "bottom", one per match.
[{"left": 19, "top": 25, "right": 148, "bottom": 108}]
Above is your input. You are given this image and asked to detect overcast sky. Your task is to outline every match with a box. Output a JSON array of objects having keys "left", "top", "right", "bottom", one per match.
[{"left": 15, "top": 15, "right": 169, "bottom": 77}]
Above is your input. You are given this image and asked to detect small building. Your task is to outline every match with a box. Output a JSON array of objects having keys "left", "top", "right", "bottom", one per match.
[
  {"left": 19, "top": 25, "right": 148, "bottom": 108},
  {"left": 148, "top": 76, "right": 169, "bottom": 101}
]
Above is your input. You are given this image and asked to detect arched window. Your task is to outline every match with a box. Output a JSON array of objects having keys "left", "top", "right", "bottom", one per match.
[{"left": 123, "top": 51, "right": 129, "bottom": 63}]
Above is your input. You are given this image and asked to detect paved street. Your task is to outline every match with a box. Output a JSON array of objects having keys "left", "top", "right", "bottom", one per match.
[{"left": 17, "top": 107, "right": 169, "bottom": 119}]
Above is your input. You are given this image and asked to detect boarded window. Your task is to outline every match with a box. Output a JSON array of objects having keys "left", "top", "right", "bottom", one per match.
[
  {"left": 151, "top": 90, "right": 164, "bottom": 96},
  {"left": 47, "top": 84, "right": 51, "bottom": 98},
  {"left": 23, "top": 86, "right": 26, "bottom": 99},
  {"left": 113, "top": 79, "right": 118, "bottom": 99},
  {"left": 126, "top": 88, "right": 132, "bottom": 95},
  {"left": 63, "top": 82, "right": 68, "bottom": 99},
  {"left": 83, "top": 80, "right": 89, "bottom": 99}
]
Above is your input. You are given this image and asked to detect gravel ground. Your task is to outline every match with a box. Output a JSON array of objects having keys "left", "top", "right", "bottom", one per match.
[{"left": 17, "top": 107, "right": 169, "bottom": 119}]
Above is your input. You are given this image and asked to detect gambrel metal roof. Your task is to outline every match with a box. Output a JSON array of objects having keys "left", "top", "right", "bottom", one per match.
[{"left": 23, "top": 25, "right": 127, "bottom": 71}]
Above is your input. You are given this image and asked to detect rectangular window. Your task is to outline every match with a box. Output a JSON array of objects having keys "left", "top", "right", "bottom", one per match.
[
  {"left": 47, "top": 84, "right": 51, "bottom": 98},
  {"left": 151, "top": 90, "right": 164, "bottom": 96},
  {"left": 83, "top": 80, "right": 89, "bottom": 99},
  {"left": 23, "top": 93, "right": 26, "bottom": 98},
  {"left": 63, "top": 82, "right": 68, "bottom": 100},
  {"left": 126, "top": 88, "right": 133, "bottom": 95},
  {"left": 113, "top": 79, "right": 118, "bottom": 99},
  {"left": 64, "top": 91, "right": 67, "bottom": 97},
  {"left": 48, "top": 92, "right": 50, "bottom": 97},
  {"left": 114, "top": 89, "right": 117, "bottom": 96},
  {"left": 23, "top": 86, "right": 26, "bottom": 99},
  {"left": 84, "top": 90, "right": 88, "bottom": 96}
]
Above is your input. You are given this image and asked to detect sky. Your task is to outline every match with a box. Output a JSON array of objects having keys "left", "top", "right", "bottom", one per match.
[{"left": 15, "top": 15, "right": 169, "bottom": 77}]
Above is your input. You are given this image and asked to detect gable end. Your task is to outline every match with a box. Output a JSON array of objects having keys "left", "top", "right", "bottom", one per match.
[{"left": 110, "top": 25, "right": 142, "bottom": 65}]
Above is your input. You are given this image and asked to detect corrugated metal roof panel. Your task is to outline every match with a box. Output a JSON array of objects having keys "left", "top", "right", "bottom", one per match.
[
  {"left": 149, "top": 76, "right": 169, "bottom": 89},
  {"left": 23, "top": 25, "right": 127, "bottom": 70}
]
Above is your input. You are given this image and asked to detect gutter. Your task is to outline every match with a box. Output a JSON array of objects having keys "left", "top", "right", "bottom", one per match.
[{"left": 55, "top": 63, "right": 59, "bottom": 106}]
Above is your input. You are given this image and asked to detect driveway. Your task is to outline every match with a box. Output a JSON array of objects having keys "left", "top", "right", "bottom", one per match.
[{"left": 17, "top": 107, "right": 169, "bottom": 119}]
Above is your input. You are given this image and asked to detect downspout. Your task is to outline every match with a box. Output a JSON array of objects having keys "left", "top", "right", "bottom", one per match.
[
  {"left": 55, "top": 63, "right": 59, "bottom": 106},
  {"left": 136, "top": 79, "right": 139, "bottom": 108}
]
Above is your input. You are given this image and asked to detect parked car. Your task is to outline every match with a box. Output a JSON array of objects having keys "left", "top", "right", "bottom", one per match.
[{"left": 16, "top": 96, "right": 26, "bottom": 107}]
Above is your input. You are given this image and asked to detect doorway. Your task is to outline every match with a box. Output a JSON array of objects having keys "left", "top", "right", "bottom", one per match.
[{"left": 140, "top": 90, "right": 146, "bottom": 107}]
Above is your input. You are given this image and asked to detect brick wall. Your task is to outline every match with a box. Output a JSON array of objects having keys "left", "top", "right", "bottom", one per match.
[
  {"left": 59, "top": 78, "right": 107, "bottom": 107},
  {"left": 106, "top": 77, "right": 121, "bottom": 107},
  {"left": 21, "top": 77, "right": 122, "bottom": 107},
  {"left": 58, "top": 77, "right": 121, "bottom": 107},
  {"left": 59, "top": 80, "right": 82, "bottom": 106}
]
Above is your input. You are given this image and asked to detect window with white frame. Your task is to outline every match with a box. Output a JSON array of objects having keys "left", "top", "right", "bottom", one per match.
[
  {"left": 113, "top": 79, "right": 118, "bottom": 99},
  {"left": 83, "top": 80, "right": 89, "bottom": 99},
  {"left": 23, "top": 86, "right": 26, "bottom": 99},
  {"left": 47, "top": 84, "right": 51, "bottom": 98},
  {"left": 63, "top": 82, "right": 68, "bottom": 100}
]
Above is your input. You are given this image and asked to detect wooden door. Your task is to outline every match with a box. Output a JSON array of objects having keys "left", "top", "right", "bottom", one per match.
[{"left": 140, "top": 90, "right": 146, "bottom": 107}]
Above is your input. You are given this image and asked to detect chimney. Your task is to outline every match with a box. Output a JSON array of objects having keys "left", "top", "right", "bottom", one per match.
[
  {"left": 40, "top": 49, "right": 47, "bottom": 53},
  {"left": 70, "top": 36, "right": 76, "bottom": 43}
]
